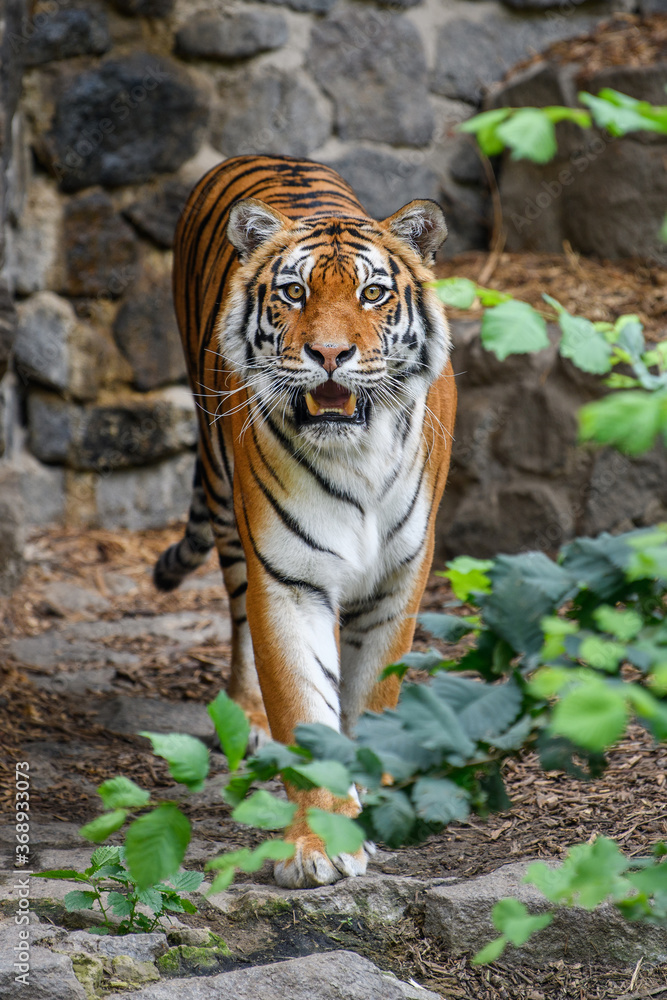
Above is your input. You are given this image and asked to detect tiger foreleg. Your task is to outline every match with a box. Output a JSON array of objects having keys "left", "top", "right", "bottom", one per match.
[{"left": 243, "top": 576, "right": 370, "bottom": 887}]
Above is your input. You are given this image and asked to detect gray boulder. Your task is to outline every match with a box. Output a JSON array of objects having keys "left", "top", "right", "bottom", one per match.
[{"left": 175, "top": 10, "right": 288, "bottom": 60}]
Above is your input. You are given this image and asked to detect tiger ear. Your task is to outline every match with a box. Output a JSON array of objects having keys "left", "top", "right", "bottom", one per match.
[
  {"left": 382, "top": 199, "right": 448, "bottom": 264},
  {"left": 228, "top": 198, "right": 290, "bottom": 258}
]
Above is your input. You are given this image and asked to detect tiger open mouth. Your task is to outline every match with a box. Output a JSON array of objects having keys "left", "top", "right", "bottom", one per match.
[{"left": 296, "top": 381, "right": 367, "bottom": 425}]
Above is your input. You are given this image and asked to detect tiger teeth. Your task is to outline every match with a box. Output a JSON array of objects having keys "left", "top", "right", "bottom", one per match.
[{"left": 305, "top": 392, "right": 357, "bottom": 417}]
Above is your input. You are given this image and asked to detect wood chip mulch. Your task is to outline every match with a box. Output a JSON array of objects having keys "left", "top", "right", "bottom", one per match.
[{"left": 435, "top": 251, "right": 667, "bottom": 344}]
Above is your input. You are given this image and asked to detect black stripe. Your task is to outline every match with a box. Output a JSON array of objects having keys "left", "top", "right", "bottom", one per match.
[
  {"left": 229, "top": 581, "right": 248, "bottom": 600},
  {"left": 249, "top": 462, "right": 342, "bottom": 558},
  {"left": 240, "top": 502, "right": 334, "bottom": 614},
  {"left": 314, "top": 654, "right": 339, "bottom": 692},
  {"left": 386, "top": 462, "right": 426, "bottom": 542}
]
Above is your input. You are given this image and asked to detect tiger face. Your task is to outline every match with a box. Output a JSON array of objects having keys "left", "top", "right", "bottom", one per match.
[{"left": 219, "top": 198, "right": 450, "bottom": 450}]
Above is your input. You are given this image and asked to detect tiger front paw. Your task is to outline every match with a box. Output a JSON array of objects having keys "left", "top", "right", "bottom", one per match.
[{"left": 273, "top": 834, "right": 369, "bottom": 889}]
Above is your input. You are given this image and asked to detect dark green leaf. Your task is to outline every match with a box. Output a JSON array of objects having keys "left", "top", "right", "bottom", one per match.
[
  {"left": 412, "top": 777, "right": 470, "bottom": 825},
  {"left": 124, "top": 804, "right": 191, "bottom": 890},
  {"left": 369, "top": 790, "right": 415, "bottom": 847},
  {"left": 33, "top": 869, "right": 90, "bottom": 882},
  {"left": 63, "top": 890, "right": 97, "bottom": 912},
  {"left": 560, "top": 533, "right": 633, "bottom": 599},
  {"left": 294, "top": 724, "right": 356, "bottom": 765},
  {"left": 480, "top": 765, "right": 512, "bottom": 812},
  {"left": 136, "top": 887, "right": 164, "bottom": 913},
  {"left": 482, "top": 553, "right": 576, "bottom": 657},
  {"left": 396, "top": 683, "right": 476, "bottom": 760},
  {"left": 418, "top": 613, "right": 476, "bottom": 643},
  {"left": 557, "top": 311, "right": 613, "bottom": 374},
  {"left": 169, "top": 870, "right": 205, "bottom": 892},
  {"left": 431, "top": 675, "right": 522, "bottom": 742},
  {"left": 207, "top": 691, "right": 250, "bottom": 772},
  {"left": 107, "top": 891, "right": 132, "bottom": 917},
  {"left": 90, "top": 846, "right": 122, "bottom": 870}
]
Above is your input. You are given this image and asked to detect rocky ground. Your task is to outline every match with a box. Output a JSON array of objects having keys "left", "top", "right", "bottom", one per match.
[{"left": 2, "top": 526, "right": 667, "bottom": 1000}]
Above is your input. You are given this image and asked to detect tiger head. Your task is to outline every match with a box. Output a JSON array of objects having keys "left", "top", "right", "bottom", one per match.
[{"left": 218, "top": 198, "right": 450, "bottom": 449}]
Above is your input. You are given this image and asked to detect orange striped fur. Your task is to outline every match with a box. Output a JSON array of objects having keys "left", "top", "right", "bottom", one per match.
[{"left": 155, "top": 155, "right": 456, "bottom": 887}]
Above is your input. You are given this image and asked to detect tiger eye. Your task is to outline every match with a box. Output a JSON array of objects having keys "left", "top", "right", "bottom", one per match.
[
  {"left": 284, "top": 283, "right": 305, "bottom": 301},
  {"left": 363, "top": 285, "right": 383, "bottom": 302}
]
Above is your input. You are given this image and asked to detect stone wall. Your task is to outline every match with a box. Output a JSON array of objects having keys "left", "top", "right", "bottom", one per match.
[
  {"left": 0, "top": 0, "right": 662, "bottom": 558},
  {"left": 436, "top": 321, "right": 667, "bottom": 560}
]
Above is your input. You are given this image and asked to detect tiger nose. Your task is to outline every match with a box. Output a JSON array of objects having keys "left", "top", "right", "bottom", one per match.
[{"left": 304, "top": 343, "right": 356, "bottom": 375}]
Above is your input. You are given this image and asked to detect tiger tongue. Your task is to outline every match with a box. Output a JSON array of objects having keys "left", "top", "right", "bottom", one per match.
[{"left": 306, "top": 381, "right": 357, "bottom": 416}]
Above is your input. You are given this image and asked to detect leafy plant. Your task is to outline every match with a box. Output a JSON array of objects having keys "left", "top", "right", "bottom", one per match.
[
  {"left": 459, "top": 89, "right": 667, "bottom": 163},
  {"left": 475, "top": 838, "right": 667, "bottom": 962},
  {"left": 34, "top": 845, "right": 203, "bottom": 934}
]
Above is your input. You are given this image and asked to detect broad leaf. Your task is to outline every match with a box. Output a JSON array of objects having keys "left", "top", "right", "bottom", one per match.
[
  {"left": 473, "top": 935, "right": 508, "bottom": 964},
  {"left": 168, "top": 870, "right": 205, "bottom": 892},
  {"left": 139, "top": 732, "right": 209, "bottom": 792},
  {"left": 491, "top": 898, "right": 553, "bottom": 944},
  {"left": 306, "top": 808, "right": 365, "bottom": 856},
  {"left": 232, "top": 790, "right": 297, "bottom": 830},
  {"left": 431, "top": 674, "right": 523, "bottom": 741},
  {"left": 412, "top": 777, "right": 470, "bottom": 825},
  {"left": 396, "top": 683, "right": 476, "bottom": 759},
  {"left": 136, "top": 887, "right": 164, "bottom": 913},
  {"left": 431, "top": 277, "right": 478, "bottom": 309},
  {"left": 481, "top": 300, "right": 549, "bottom": 361},
  {"left": 418, "top": 612, "right": 476, "bottom": 643},
  {"left": 80, "top": 810, "right": 127, "bottom": 843},
  {"left": 578, "top": 390, "right": 667, "bottom": 457},
  {"left": 557, "top": 311, "right": 612, "bottom": 374},
  {"left": 482, "top": 553, "right": 576, "bottom": 658},
  {"left": 90, "top": 846, "right": 122, "bottom": 870},
  {"left": 369, "top": 790, "right": 416, "bottom": 847},
  {"left": 496, "top": 108, "right": 557, "bottom": 163},
  {"left": 443, "top": 556, "right": 493, "bottom": 601},
  {"left": 107, "top": 890, "right": 133, "bottom": 917},
  {"left": 294, "top": 724, "right": 356, "bottom": 765},
  {"left": 98, "top": 776, "right": 150, "bottom": 811},
  {"left": 124, "top": 804, "right": 191, "bottom": 890},
  {"left": 208, "top": 691, "right": 250, "bottom": 772},
  {"left": 288, "top": 760, "right": 352, "bottom": 798},
  {"left": 551, "top": 679, "right": 628, "bottom": 752},
  {"left": 33, "top": 869, "right": 90, "bottom": 882},
  {"left": 63, "top": 890, "right": 97, "bottom": 912}
]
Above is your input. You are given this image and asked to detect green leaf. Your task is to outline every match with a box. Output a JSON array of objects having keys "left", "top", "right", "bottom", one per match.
[
  {"left": 557, "top": 309, "right": 613, "bottom": 374},
  {"left": 140, "top": 732, "right": 209, "bottom": 792},
  {"left": 473, "top": 935, "right": 508, "bottom": 965},
  {"left": 579, "top": 90, "right": 665, "bottom": 137},
  {"left": 443, "top": 556, "right": 494, "bottom": 601},
  {"left": 63, "top": 890, "right": 97, "bottom": 912},
  {"left": 490, "top": 714, "right": 534, "bottom": 752},
  {"left": 579, "top": 635, "right": 626, "bottom": 672},
  {"left": 80, "top": 810, "right": 127, "bottom": 843},
  {"left": 306, "top": 808, "right": 365, "bottom": 856},
  {"left": 107, "top": 890, "right": 132, "bottom": 917},
  {"left": 560, "top": 532, "right": 633, "bottom": 599},
  {"left": 33, "top": 869, "right": 90, "bottom": 882},
  {"left": 483, "top": 552, "right": 576, "bottom": 658},
  {"left": 551, "top": 679, "right": 628, "bottom": 751},
  {"left": 294, "top": 724, "right": 356, "bottom": 765},
  {"left": 481, "top": 300, "right": 549, "bottom": 361},
  {"left": 232, "top": 790, "right": 297, "bottom": 830},
  {"left": 578, "top": 390, "right": 667, "bottom": 457},
  {"left": 369, "top": 790, "right": 416, "bottom": 847},
  {"left": 527, "top": 838, "right": 629, "bottom": 908},
  {"left": 496, "top": 108, "right": 557, "bottom": 163},
  {"left": 397, "top": 683, "right": 476, "bottom": 759},
  {"left": 124, "top": 804, "right": 191, "bottom": 890},
  {"left": 222, "top": 774, "right": 255, "bottom": 808},
  {"left": 431, "top": 277, "right": 478, "bottom": 309},
  {"left": 207, "top": 691, "right": 250, "bottom": 772},
  {"left": 458, "top": 107, "right": 512, "bottom": 136},
  {"left": 168, "top": 870, "right": 205, "bottom": 892},
  {"left": 491, "top": 898, "right": 553, "bottom": 945},
  {"left": 136, "top": 887, "right": 164, "bottom": 913},
  {"left": 90, "top": 846, "right": 122, "bottom": 870},
  {"left": 593, "top": 606, "right": 643, "bottom": 641},
  {"left": 412, "top": 777, "right": 470, "bottom": 825},
  {"left": 418, "top": 612, "right": 476, "bottom": 643},
  {"left": 288, "top": 760, "right": 352, "bottom": 798},
  {"left": 431, "top": 674, "right": 523, "bottom": 742},
  {"left": 206, "top": 840, "right": 295, "bottom": 894},
  {"left": 98, "top": 776, "right": 150, "bottom": 811}
]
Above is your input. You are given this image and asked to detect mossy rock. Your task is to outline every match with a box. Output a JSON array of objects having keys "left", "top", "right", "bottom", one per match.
[
  {"left": 110, "top": 954, "right": 161, "bottom": 985},
  {"left": 157, "top": 942, "right": 232, "bottom": 977},
  {"left": 70, "top": 953, "right": 104, "bottom": 999}
]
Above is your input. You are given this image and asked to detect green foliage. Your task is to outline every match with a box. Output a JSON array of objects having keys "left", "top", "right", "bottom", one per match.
[
  {"left": 458, "top": 104, "right": 590, "bottom": 159},
  {"left": 125, "top": 804, "right": 191, "bottom": 890},
  {"left": 208, "top": 691, "right": 250, "bottom": 772},
  {"left": 139, "top": 732, "right": 209, "bottom": 792},
  {"left": 473, "top": 899, "right": 553, "bottom": 964},
  {"left": 481, "top": 300, "right": 549, "bottom": 360},
  {"left": 34, "top": 846, "right": 202, "bottom": 934}
]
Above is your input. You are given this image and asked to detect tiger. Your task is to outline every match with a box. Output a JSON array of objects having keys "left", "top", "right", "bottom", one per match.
[{"left": 154, "top": 155, "right": 456, "bottom": 888}]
